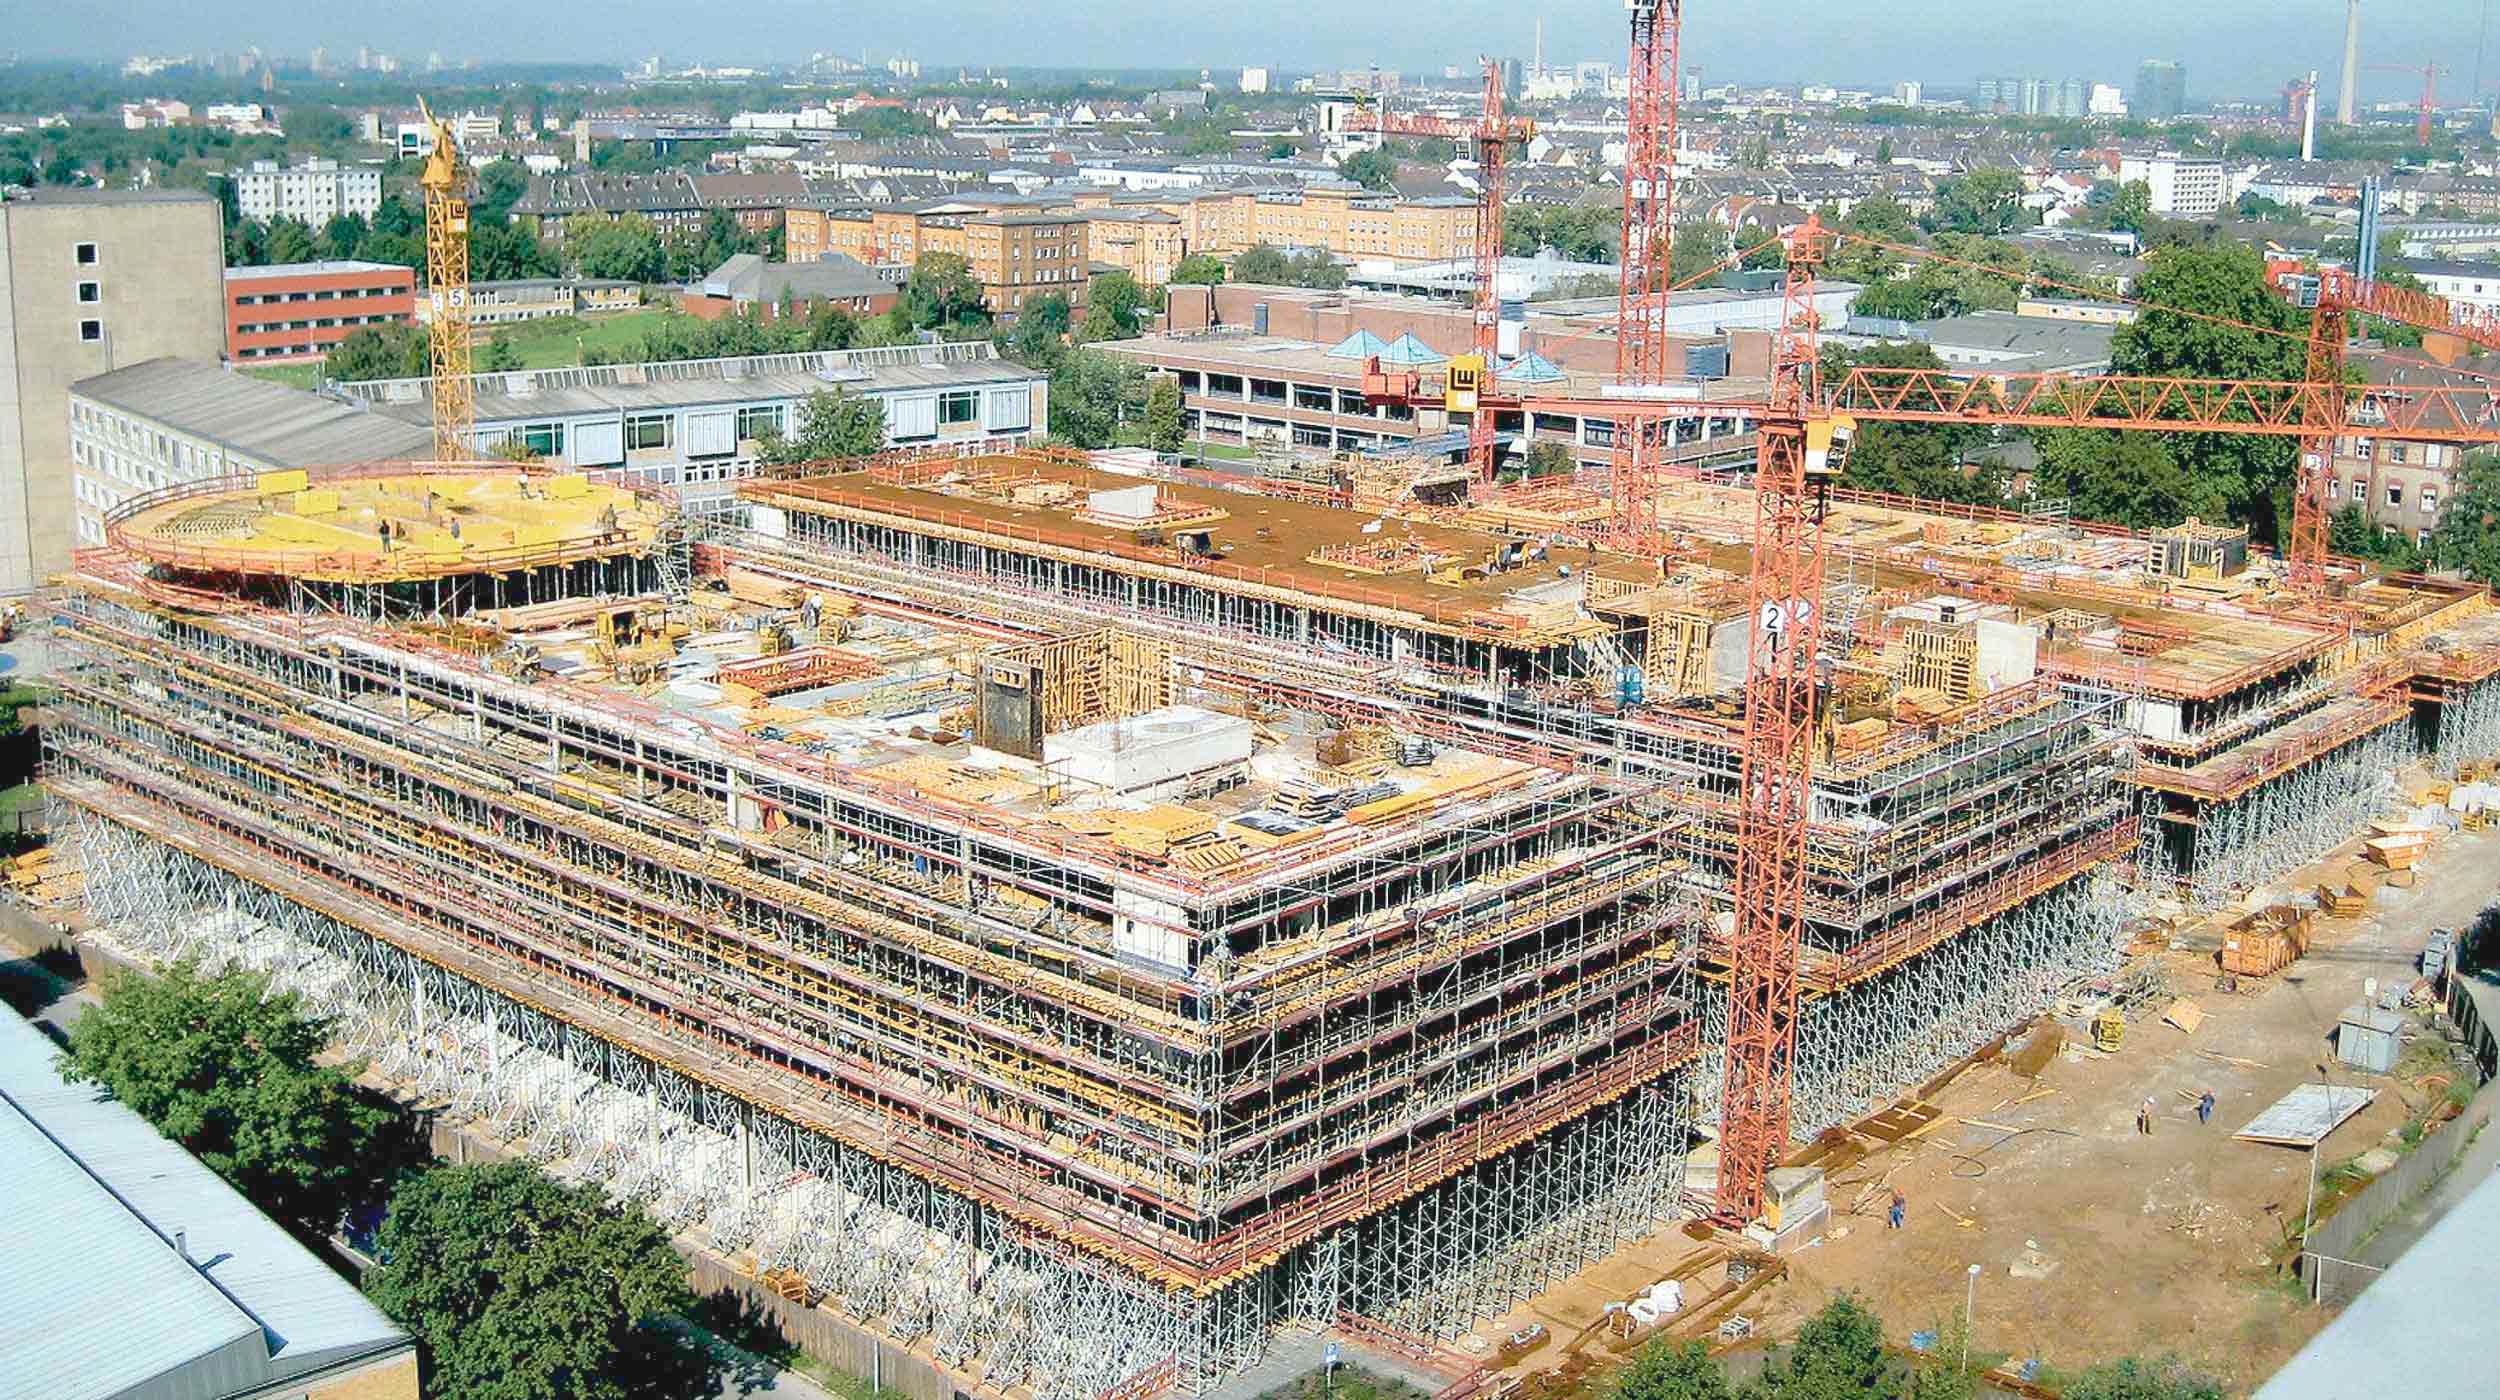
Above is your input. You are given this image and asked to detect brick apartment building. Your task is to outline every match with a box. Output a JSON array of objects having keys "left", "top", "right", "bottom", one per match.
[
  {"left": 1081, "top": 208, "right": 1185, "bottom": 286},
  {"left": 224, "top": 260, "right": 415, "bottom": 363},
  {"left": 963, "top": 211, "right": 1094, "bottom": 316}
]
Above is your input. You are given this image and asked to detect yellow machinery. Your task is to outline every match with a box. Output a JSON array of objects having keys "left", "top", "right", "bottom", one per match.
[
  {"left": 2092, "top": 1008, "right": 2125, "bottom": 1053},
  {"left": 417, "top": 99, "right": 474, "bottom": 463}
]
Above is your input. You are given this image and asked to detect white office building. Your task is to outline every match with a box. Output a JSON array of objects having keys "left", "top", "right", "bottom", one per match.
[{"left": 234, "top": 158, "right": 384, "bottom": 225}]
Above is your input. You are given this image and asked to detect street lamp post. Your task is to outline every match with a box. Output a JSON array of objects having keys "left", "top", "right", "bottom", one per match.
[{"left": 1965, "top": 1263, "right": 1982, "bottom": 1378}]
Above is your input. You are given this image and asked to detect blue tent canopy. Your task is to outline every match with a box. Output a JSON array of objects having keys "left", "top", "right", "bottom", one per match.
[
  {"left": 1499, "top": 351, "right": 1566, "bottom": 384},
  {"left": 1326, "top": 330, "right": 1393, "bottom": 360}
]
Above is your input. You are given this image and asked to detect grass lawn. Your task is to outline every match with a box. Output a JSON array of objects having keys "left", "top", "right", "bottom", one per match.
[
  {"left": 241, "top": 363, "right": 323, "bottom": 391},
  {"left": 478, "top": 309, "right": 677, "bottom": 370}
]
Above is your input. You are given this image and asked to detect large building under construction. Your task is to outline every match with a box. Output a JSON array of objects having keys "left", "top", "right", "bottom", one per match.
[{"left": 43, "top": 447, "right": 2500, "bottom": 1398}]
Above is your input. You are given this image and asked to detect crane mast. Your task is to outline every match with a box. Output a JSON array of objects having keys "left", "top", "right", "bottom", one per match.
[
  {"left": 418, "top": 100, "right": 475, "bottom": 464},
  {"left": 1616, "top": 1, "right": 1682, "bottom": 549}
]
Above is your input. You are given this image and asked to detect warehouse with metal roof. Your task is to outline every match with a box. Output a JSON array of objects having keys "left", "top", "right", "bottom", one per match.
[{"left": 0, "top": 1007, "right": 417, "bottom": 1400}]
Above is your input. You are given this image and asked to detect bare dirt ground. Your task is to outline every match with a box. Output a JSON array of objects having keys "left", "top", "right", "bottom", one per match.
[{"left": 1474, "top": 804, "right": 2500, "bottom": 1396}]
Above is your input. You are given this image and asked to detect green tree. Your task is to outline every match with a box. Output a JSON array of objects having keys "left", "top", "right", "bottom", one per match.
[
  {"left": 2061, "top": 1357, "right": 2224, "bottom": 1400},
  {"left": 1517, "top": 440, "right": 1576, "bottom": 479},
  {"left": 1874, "top": 135, "right": 1894, "bottom": 164},
  {"left": 1341, "top": 148, "right": 1398, "bottom": 191},
  {"left": 1670, "top": 221, "right": 1730, "bottom": 284},
  {"left": 903, "top": 251, "right": 988, "bottom": 329},
  {"left": 2429, "top": 451, "right": 2500, "bottom": 584},
  {"left": 2105, "top": 179, "right": 2154, "bottom": 235},
  {"left": 1823, "top": 341, "right": 2000, "bottom": 504},
  {"left": 1049, "top": 346, "right": 1147, "bottom": 448},
  {"left": 481, "top": 332, "right": 523, "bottom": 373},
  {"left": 1929, "top": 167, "right": 2030, "bottom": 236},
  {"left": 1231, "top": 243, "right": 1294, "bottom": 286},
  {"left": 283, "top": 103, "right": 354, "bottom": 144},
  {"left": 1080, "top": 270, "right": 1159, "bottom": 342},
  {"left": 569, "top": 212, "right": 666, "bottom": 283},
  {"left": 324, "top": 323, "right": 431, "bottom": 382},
  {"left": 1171, "top": 253, "right": 1227, "bottom": 285},
  {"left": 1004, "top": 292, "right": 1074, "bottom": 366},
  {"left": 1750, "top": 1293, "right": 1903, "bottom": 1400},
  {"left": 1614, "top": 1337, "right": 1731, "bottom": 1400},
  {"left": 1286, "top": 248, "right": 1348, "bottom": 289},
  {"left": 226, "top": 216, "right": 268, "bottom": 268},
  {"left": 1143, "top": 376, "right": 1186, "bottom": 453},
  {"left": 2032, "top": 428, "right": 2223, "bottom": 529},
  {"left": 473, "top": 159, "right": 529, "bottom": 221},
  {"left": 2330, "top": 504, "right": 2424, "bottom": 572},
  {"left": 367, "top": 1162, "right": 694, "bottom": 1400},
  {"left": 2109, "top": 240, "right": 2306, "bottom": 536},
  {"left": 265, "top": 215, "right": 318, "bottom": 264},
  {"left": 58, "top": 961, "right": 397, "bottom": 1232},
  {"left": 760, "top": 388, "right": 888, "bottom": 465},
  {"left": 1267, "top": 136, "right": 1299, "bottom": 159},
  {"left": 319, "top": 212, "right": 368, "bottom": 260}
]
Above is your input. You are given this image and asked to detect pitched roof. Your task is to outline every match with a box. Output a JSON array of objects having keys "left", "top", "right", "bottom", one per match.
[
  {"left": 0, "top": 1008, "right": 411, "bottom": 1400},
  {"left": 71, "top": 359, "right": 435, "bottom": 467}
]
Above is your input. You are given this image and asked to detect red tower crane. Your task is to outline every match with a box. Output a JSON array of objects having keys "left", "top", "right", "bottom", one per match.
[
  {"left": 1345, "top": 61, "right": 1535, "bottom": 483},
  {"left": 1615, "top": 1, "right": 1684, "bottom": 549},
  {"left": 2367, "top": 62, "right": 2442, "bottom": 146},
  {"left": 1367, "top": 232, "right": 2500, "bottom": 1225}
]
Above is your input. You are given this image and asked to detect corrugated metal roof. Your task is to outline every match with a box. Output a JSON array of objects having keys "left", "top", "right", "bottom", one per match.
[
  {"left": 0, "top": 1008, "right": 411, "bottom": 1400},
  {"left": 72, "top": 358, "right": 435, "bottom": 468},
  {"left": 373, "top": 356, "right": 1043, "bottom": 426}
]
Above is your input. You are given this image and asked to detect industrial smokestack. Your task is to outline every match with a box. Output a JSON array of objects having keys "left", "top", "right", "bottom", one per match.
[
  {"left": 2304, "top": 70, "right": 2320, "bottom": 160},
  {"left": 2339, "top": 0, "right": 2362, "bottom": 125}
]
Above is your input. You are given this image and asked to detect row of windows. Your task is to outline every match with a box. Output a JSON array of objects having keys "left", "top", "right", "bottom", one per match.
[
  {"left": 234, "top": 285, "right": 406, "bottom": 307},
  {"left": 2344, "top": 478, "right": 2441, "bottom": 514},
  {"left": 236, "top": 313, "right": 401, "bottom": 335}
]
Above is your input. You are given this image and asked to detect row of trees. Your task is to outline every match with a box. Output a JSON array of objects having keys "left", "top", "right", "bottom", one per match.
[
  {"left": 60, "top": 961, "right": 707, "bottom": 1400},
  {"left": 1613, "top": 1294, "right": 2220, "bottom": 1400},
  {"left": 1230, "top": 243, "right": 1349, "bottom": 290}
]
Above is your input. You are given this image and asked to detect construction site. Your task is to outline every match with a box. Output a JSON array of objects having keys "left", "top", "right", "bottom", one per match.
[{"left": 25, "top": 33, "right": 2500, "bottom": 1400}]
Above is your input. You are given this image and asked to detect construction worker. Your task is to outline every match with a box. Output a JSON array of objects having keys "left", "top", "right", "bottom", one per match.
[
  {"left": 1889, "top": 1190, "right": 1906, "bottom": 1230},
  {"left": 2196, "top": 1090, "right": 2217, "bottom": 1125},
  {"left": 2138, "top": 1096, "right": 2157, "bottom": 1135}
]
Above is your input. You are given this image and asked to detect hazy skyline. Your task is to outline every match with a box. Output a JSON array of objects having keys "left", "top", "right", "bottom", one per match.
[{"left": 18, "top": 0, "right": 2497, "bottom": 105}]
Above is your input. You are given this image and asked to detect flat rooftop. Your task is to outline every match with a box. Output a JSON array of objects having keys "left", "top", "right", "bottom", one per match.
[{"left": 111, "top": 467, "right": 669, "bottom": 583}]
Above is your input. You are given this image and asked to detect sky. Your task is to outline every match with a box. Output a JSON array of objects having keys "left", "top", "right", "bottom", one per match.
[{"left": 15, "top": 0, "right": 2498, "bottom": 105}]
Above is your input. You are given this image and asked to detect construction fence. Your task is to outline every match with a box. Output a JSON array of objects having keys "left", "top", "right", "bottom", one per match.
[{"left": 2299, "top": 958, "right": 2500, "bottom": 1307}]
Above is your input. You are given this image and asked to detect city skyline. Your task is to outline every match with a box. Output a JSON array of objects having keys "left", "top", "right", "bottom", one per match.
[{"left": 16, "top": 0, "right": 2495, "bottom": 106}]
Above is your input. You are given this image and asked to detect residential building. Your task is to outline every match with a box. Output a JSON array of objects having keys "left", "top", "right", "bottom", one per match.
[
  {"left": 785, "top": 198, "right": 1007, "bottom": 266},
  {"left": 2403, "top": 259, "right": 2500, "bottom": 315},
  {"left": 426, "top": 278, "right": 642, "bottom": 326},
  {"left": 69, "top": 357, "right": 434, "bottom": 545},
  {"left": 233, "top": 158, "right": 383, "bottom": 224},
  {"left": 2118, "top": 152, "right": 2225, "bottom": 218},
  {"left": 334, "top": 342, "right": 1048, "bottom": 513},
  {"left": 963, "top": 210, "right": 1093, "bottom": 316},
  {"left": 1082, "top": 209, "right": 1185, "bottom": 285},
  {"left": 679, "top": 253, "right": 905, "bottom": 320},
  {"left": 0, "top": 188, "right": 226, "bottom": 595},
  {"left": 2134, "top": 60, "right": 2187, "bottom": 120},
  {"left": 224, "top": 259, "right": 415, "bottom": 362},
  {"left": 2329, "top": 431, "right": 2459, "bottom": 546},
  {"left": 0, "top": 1005, "right": 419, "bottom": 1400},
  {"left": 513, "top": 172, "right": 708, "bottom": 241}
]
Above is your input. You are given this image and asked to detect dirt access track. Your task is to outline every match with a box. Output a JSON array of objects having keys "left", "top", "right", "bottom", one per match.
[{"left": 1475, "top": 812, "right": 2499, "bottom": 1394}]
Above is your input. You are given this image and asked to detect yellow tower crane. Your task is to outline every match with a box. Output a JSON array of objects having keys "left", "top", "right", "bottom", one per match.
[{"left": 417, "top": 99, "right": 474, "bottom": 463}]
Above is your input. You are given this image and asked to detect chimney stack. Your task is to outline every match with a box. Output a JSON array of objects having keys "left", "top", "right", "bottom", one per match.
[{"left": 2338, "top": 0, "right": 2363, "bottom": 126}]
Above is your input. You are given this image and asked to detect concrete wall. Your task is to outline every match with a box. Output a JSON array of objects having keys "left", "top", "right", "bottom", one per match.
[{"left": 3, "top": 195, "right": 226, "bottom": 594}]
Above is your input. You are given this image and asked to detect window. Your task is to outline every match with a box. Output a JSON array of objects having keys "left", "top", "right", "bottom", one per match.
[
  {"left": 75, "top": 242, "right": 97, "bottom": 265},
  {"left": 625, "top": 414, "right": 672, "bottom": 451},
  {"left": 518, "top": 423, "right": 564, "bottom": 458},
  {"left": 2422, "top": 487, "right": 2440, "bottom": 514},
  {"left": 77, "top": 280, "right": 100, "bottom": 303},
  {"left": 736, "top": 405, "right": 784, "bottom": 441},
  {"left": 2387, "top": 484, "right": 2404, "bottom": 507},
  {"left": 2349, "top": 479, "right": 2365, "bottom": 502},
  {"left": 2388, "top": 443, "right": 2408, "bottom": 464},
  {"left": 79, "top": 319, "right": 102, "bottom": 342},
  {"left": 939, "top": 390, "right": 980, "bottom": 426}
]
